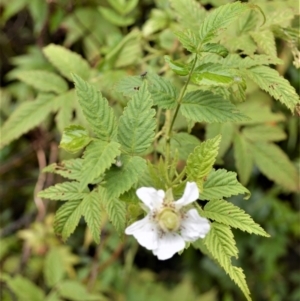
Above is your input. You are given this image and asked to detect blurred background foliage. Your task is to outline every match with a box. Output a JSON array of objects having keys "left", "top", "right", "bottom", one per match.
[{"left": 0, "top": 0, "right": 299, "bottom": 300}]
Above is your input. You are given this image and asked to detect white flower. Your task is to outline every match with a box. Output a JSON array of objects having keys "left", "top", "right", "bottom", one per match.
[{"left": 125, "top": 182, "right": 210, "bottom": 260}]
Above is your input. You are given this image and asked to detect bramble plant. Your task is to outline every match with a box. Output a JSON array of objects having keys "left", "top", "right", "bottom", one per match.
[{"left": 1, "top": 1, "right": 299, "bottom": 300}]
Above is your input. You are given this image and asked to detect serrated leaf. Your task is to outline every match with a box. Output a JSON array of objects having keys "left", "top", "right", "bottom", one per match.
[
  {"left": 206, "top": 123, "right": 235, "bottom": 158},
  {"left": 164, "top": 55, "right": 190, "bottom": 76},
  {"left": 115, "top": 75, "right": 142, "bottom": 97},
  {"left": 15, "top": 70, "right": 68, "bottom": 93},
  {"left": 43, "top": 44, "right": 91, "bottom": 81},
  {"left": 73, "top": 74, "right": 117, "bottom": 141},
  {"left": 157, "top": 132, "right": 200, "bottom": 160},
  {"left": 54, "top": 199, "right": 83, "bottom": 240},
  {"left": 6, "top": 275, "right": 45, "bottom": 301},
  {"left": 174, "top": 29, "right": 200, "bottom": 53},
  {"left": 81, "top": 190, "right": 102, "bottom": 244},
  {"left": 147, "top": 73, "right": 178, "bottom": 109},
  {"left": 242, "top": 124, "right": 286, "bottom": 142},
  {"left": 170, "top": 0, "right": 206, "bottom": 32},
  {"left": 250, "top": 30, "right": 277, "bottom": 57},
  {"left": 200, "top": 169, "right": 250, "bottom": 200},
  {"left": 99, "top": 6, "right": 135, "bottom": 26},
  {"left": 38, "top": 182, "right": 88, "bottom": 201},
  {"left": 203, "top": 200, "right": 269, "bottom": 236},
  {"left": 60, "top": 125, "right": 92, "bottom": 153},
  {"left": 79, "top": 140, "right": 121, "bottom": 191},
  {"left": 118, "top": 82, "right": 156, "bottom": 154},
  {"left": 44, "top": 248, "right": 65, "bottom": 287},
  {"left": 201, "top": 43, "right": 229, "bottom": 57},
  {"left": 186, "top": 135, "right": 221, "bottom": 190},
  {"left": 204, "top": 223, "right": 251, "bottom": 301},
  {"left": 192, "top": 63, "right": 235, "bottom": 86},
  {"left": 104, "top": 155, "right": 147, "bottom": 199},
  {"left": 243, "top": 66, "right": 300, "bottom": 112},
  {"left": 181, "top": 90, "right": 249, "bottom": 123},
  {"left": 251, "top": 142, "right": 299, "bottom": 191},
  {"left": 233, "top": 133, "right": 253, "bottom": 186},
  {"left": 43, "top": 159, "right": 83, "bottom": 181},
  {"left": 199, "top": 2, "right": 251, "bottom": 44},
  {"left": 0, "top": 94, "right": 54, "bottom": 149},
  {"left": 102, "top": 194, "right": 126, "bottom": 236}
]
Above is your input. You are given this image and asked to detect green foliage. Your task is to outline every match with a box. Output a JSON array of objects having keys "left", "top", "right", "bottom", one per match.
[
  {"left": 200, "top": 169, "right": 250, "bottom": 200},
  {"left": 43, "top": 44, "right": 91, "bottom": 81},
  {"left": 0, "top": 94, "right": 54, "bottom": 149},
  {"left": 243, "top": 66, "right": 300, "bottom": 112},
  {"left": 118, "top": 82, "right": 156, "bottom": 154},
  {"left": 15, "top": 70, "right": 68, "bottom": 93},
  {"left": 186, "top": 135, "right": 221, "bottom": 190},
  {"left": 73, "top": 74, "right": 118, "bottom": 141},
  {"left": 203, "top": 200, "right": 269, "bottom": 236},
  {"left": 181, "top": 90, "right": 249, "bottom": 123}
]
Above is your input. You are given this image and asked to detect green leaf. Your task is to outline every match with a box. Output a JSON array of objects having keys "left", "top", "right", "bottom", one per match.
[
  {"left": 104, "top": 155, "right": 147, "bottom": 199},
  {"left": 81, "top": 190, "right": 102, "bottom": 244},
  {"left": 54, "top": 199, "right": 83, "bottom": 240},
  {"left": 0, "top": 94, "right": 54, "bottom": 149},
  {"left": 192, "top": 63, "right": 236, "bottom": 86},
  {"left": 118, "top": 82, "right": 156, "bottom": 154},
  {"left": 79, "top": 140, "right": 121, "bottom": 191},
  {"left": 201, "top": 43, "right": 229, "bottom": 57},
  {"left": 102, "top": 193, "right": 126, "bottom": 236},
  {"left": 242, "top": 124, "right": 286, "bottom": 142},
  {"left": 115, "top": 75, "right": 142, "bottom": 97},
  {"left": 58, "top": 280, "right": 103, "bottom": 301},
  {"left": 147, "top": 73, "right": 178, "bottom": 109},
  {"left": 44, "top": 248, "right": 66, "bottom": 287},
  {"left": 164, "top": 55, "right": 190, "bottom": 76},
  {"left": 200, "top": 169, "right": 250, "bottom": 200},
  {"left": 251, "top": 142, "right": 299, "bottom": 192},
  {"left": 107, "top": 0, "right": 138, "bottom": 15},
  {"left": 233, "top": 133, "right": 253, "bottom": 186},
  {"left": 204, "top": 200, "right": 269, "bottom": 236},
  {"left": 6, "top": 275, "right": 45, "bottom": 301},
  {"left": 99, "top": 6, "right": 134, "bottom": 27},
  {"left": 38, "top": 182, "right": 88, "bottom": 201},
  {"left": 174, "top": 29, "right": 200, "bottom": 53},
  {"left": 43, "top": 44, "right": 91, "bottom": 81},
  {"left": 206, "top": 123, "right": 235, "bottom": 159},
  {"left": 243, "top": 66, "right": 300, "bottom": 112},
  {"left": 199, "top": 2, "right": 251, "bottom": 44},
  {"left": 250, "top": 30, "right": 277, "bottom": 57},
  {"left": 15, "top": 70, "right": 68, "bottom": 93},
  {"left": 186, "top": 135, "right": 221, "bottom": 190},
  {"left": 60, "top": 125, "right": 92, "bottom": 154},
  {"left": 43, "top": 159, "right": 83, "bottom": 181},
  {"left": 204, "top": 223, "right": 251, "bottom": 301},
  {"left": 181, "top": 90, "right": 249, "bottom": 123},
  {"left": 157, "top": 132, "right": 200, "bottom": 160},
  {"left": 73, "top": 74, "right": 117, "bottom": 141},
  {"left": 142, "top": 9, "right": 168, "bottom": 36},
  {"left": 170, "top": 0, "right": 206, "bottom": 32}
]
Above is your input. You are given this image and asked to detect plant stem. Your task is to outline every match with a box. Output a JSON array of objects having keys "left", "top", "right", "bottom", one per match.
[{"left": 165, "top": 55, "right": 198, "bottom": 181}]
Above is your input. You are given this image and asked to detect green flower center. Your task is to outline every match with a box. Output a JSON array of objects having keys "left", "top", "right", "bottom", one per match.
[{"left": 158, "top": 209, "right": 180, "bottom": 232}]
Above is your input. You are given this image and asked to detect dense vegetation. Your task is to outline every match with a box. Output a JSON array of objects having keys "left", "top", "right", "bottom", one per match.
[{"left": 0, "top": 1, "right": 299, "bottom": 301}]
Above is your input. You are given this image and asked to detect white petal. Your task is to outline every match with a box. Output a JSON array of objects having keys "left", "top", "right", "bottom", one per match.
[
  {"left": 136, "top": 187, "right": 165, "bottom": 210},
  {"left": 174, "top": 182, "right": 199, "bottom": 209},
  {"left": 152, "top": 232, "right": 185, "bottom": 260},
  {"left": 125, "top": 215, "right": 159, "bottom": 250},
  {"left": 180, "top": 209, "right": 210, "bottom": 241}
]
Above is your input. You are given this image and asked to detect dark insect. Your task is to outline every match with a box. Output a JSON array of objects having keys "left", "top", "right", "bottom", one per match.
[
  {"left": 140, "top": 71, "right": 148, "bottom": 78},
  {"left": 133, "top": 86, "right": 140, "bottom": 90}
]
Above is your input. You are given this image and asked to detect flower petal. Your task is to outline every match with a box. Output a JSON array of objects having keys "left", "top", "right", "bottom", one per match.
[
  {"left": 180, "top": 209, "right": 210, "bottom": 241},
  {"left": 125, "top": 215, "right": 159, "bottom": 250},
  {"left": 152, "top": 232, "right": 185, "bottom": 260},
  {"left": 136, "top": 187, "right": 165, "bottom": 210},
  {"left": 175, "top": 182, "right": 199, "bottom": 209}
]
